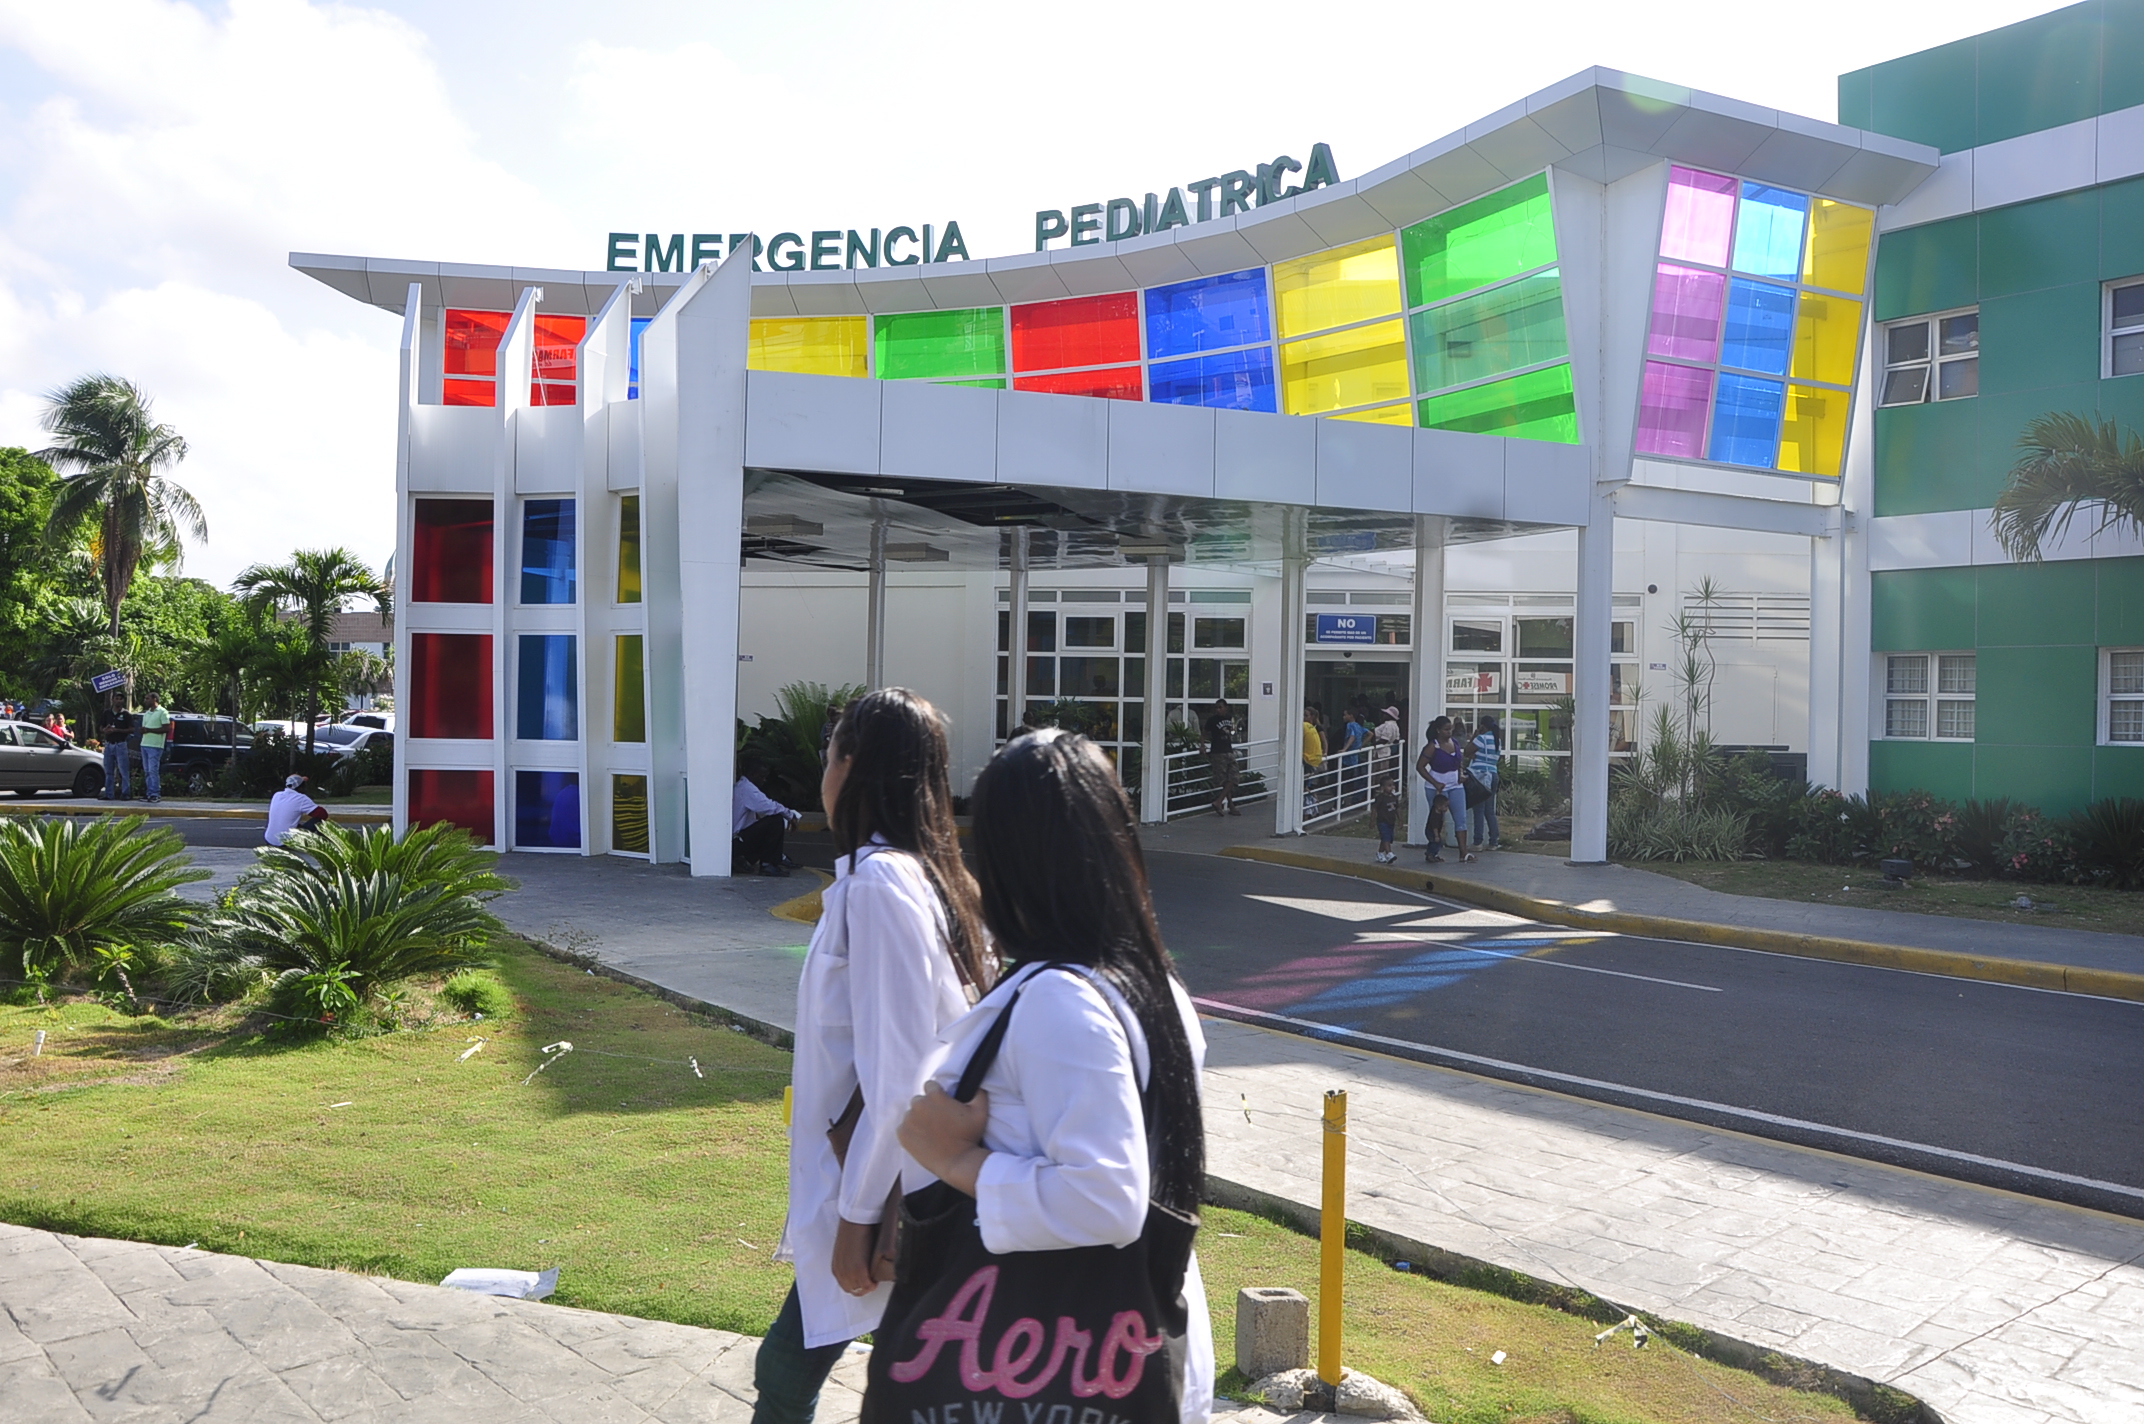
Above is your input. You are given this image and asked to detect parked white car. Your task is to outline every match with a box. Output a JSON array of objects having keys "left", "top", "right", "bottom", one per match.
[{"left": 0, "top": 719, "right": 109, "bottom": 798}]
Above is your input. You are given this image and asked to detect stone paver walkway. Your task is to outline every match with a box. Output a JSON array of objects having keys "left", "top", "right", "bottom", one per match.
[
  {"left": 1202, "top": 1016, "right": 2144, "bottom": 1424},
  {"left": 0, "top": 1223, "right": 867, "bottom": 1423}
]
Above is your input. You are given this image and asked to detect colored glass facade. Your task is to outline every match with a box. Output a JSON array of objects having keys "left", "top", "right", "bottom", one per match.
[{"left": 1635, "top": 167, "right": 1873, "bottom": 477}]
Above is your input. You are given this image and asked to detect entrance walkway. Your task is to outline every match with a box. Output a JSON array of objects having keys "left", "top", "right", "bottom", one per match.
[{"left": 0, "top": 1222, "right": 867, "bottom": 1423}]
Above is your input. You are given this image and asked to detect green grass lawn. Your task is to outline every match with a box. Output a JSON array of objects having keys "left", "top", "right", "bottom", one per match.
[{"left": 0, "top": 942, "right": 1884, "bottom": 1423}]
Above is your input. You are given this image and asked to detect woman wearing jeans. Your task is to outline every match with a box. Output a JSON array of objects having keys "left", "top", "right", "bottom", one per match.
[{"left": 757, "top": 689, "right": 994, "bottom": 1424}]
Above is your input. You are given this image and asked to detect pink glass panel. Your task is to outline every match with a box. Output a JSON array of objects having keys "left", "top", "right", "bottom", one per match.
[
  {"left": 1646, "top": 264, "right": 1727, "bottom": 363},
  {"left": 1659, "top": 167, "right": 1736, "bottom": 267},
  {"left": 1635, "top": 361, "right": 1712, "bottom": 458}
]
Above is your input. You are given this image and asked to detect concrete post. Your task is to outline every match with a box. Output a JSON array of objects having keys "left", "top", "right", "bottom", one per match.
[
  {"left": 1276, "top": 508, "right": 1307, "bottom": 836},
  {"left": 1235, "top": 1288, "right": 1310, "bottom": 1379},
  {"left": 1570, "top": 483, "right": 1615, "bottom": 864},
  {"left": 1407, "top": 515, "right": 1446, "bottom": 846},
  {"left": 1141, "top": 552, "right": 1170, "bottom": 822},
  {"left": 865, "top": 506, "right": 887, "bottom": 691},
  {"left": 1007, "top": 529, "right": 1029, "bottom": 735}
]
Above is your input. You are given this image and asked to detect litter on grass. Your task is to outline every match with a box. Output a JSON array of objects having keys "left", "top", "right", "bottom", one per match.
[
  {"left": 1490, "top": 1350, "right": 1506, "bottom": 1366},
  {"left": 441, "top": 1267, "right": 558, "bottom": 1300}
]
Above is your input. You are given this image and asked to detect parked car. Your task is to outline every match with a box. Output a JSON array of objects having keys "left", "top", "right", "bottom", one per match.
[
  {"left": 0, "top": 719, "right": 108, "bottom": 798},
  {"left": 340, "top": 710, "right": 394, "bottom": 732},
  {"left": 148, "top": 714, "right": 254, "bottom": 795}
]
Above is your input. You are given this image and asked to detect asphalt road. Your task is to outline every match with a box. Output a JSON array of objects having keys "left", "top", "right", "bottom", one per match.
[
  {"left": 1143, "top": 851, "right": 2144, "bottom": 1218},
  {"left": 139, "top": 814, "right": 2144, "bottom": 1215}
]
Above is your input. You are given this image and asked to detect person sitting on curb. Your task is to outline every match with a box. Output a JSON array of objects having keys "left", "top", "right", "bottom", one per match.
[{"left": 266, "top": 774, "right": 330, "bottom": 846}]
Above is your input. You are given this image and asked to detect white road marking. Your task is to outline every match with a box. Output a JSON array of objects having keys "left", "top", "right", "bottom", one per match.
[{"left": 1245, "top": 894, "right": 1428, "bottom": 921}]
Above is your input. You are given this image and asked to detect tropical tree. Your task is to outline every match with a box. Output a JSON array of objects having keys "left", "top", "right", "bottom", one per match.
[
  {"left": 1990, "top": 412, "right": 2144, "bottom": 561},
  {"left": 180, "top": 611, "right": 273, "bottom": 751},
  {"left": 232, "top": 548, "right": 384, "bottom": 755},
  {"left": 34, "top": 376, "right": 204, "bottom": 635}
]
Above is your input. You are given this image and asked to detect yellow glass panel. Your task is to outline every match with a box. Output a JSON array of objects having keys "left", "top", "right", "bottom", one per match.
[
  {"left": 616, "top": 494, "right": 642, "bottom": 604},
  {"left": 1801, "top": 200, "right": 1874, "bottom": 294},
  {"left": 1273, "top": 236, "right": 1402, "bottom": 339},
  {"left": 614, "top": 634, "right": 647, "bottom": 742},
  {"left": 1790, "top": 292, "right": 1862, "bottom": 388},
  {"left": 1281, "top": 320, "right": 1409, "bottom": 415},
  {"left": 749, "top": 316, "right": 869, "bottom": 376},
  {"left": 1779, "top": 384, "right": 1847, "bottom": 477},
  {"left": 612, "top": 774, "right": 649, "bottom": 854},
  {"left": 1334, "top": 402, "right": 1412, "bottom": 426}
]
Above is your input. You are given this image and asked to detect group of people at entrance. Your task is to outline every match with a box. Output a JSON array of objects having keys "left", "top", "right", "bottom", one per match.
[
  {"left": 1415, "top": 713, "right": 1501, "bottom": 863},
  {"left": 761, "top": 688, "right": 1212, "bottom": 1424},
  {"left": 95, "top": 695, "right": 172, "bottom": 803}
]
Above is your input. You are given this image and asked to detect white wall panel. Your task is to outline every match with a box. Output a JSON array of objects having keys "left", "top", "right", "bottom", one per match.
[
  {"left": 1314, "top": 419, "right": 1412, "bottom": 513},
  {"left": 1413, "top": 427, "right": 1505, "bottom": 520},
  {"left": 1107, "top": 400, "right": 1215, "bottom": 498},
  {"left": 409, "top": 405, "right": 496, "bottom": 493},
  {"left": 744, "top": 370, "right": 882, "bottom": 475},
  {"left": 998, "top": 389, "right": 1109, "bottom": 491},
  {"left": 881, "top": 381, "right": 999, "bottom": 484},
  {"left": 513, "top": 406, "right": 581, "bottom": 494},
  {"left": 1213, "top": 408, "right": 1316, "bottom": 504}
]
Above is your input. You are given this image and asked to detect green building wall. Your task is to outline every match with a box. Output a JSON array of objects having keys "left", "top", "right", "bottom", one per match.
[{"left": 1871, "top": 561, "right": 2144, "bottom": 809}]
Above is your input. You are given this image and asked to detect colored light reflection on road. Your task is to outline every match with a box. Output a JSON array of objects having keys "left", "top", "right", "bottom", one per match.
[{"left": 1217, "top": 933, "right": 1605, "bottom": 1030}]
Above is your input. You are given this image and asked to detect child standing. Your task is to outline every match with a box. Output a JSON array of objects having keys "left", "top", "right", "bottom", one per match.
[{"left": 1373, "top": 773, "right": 1400, "bottom": 864}]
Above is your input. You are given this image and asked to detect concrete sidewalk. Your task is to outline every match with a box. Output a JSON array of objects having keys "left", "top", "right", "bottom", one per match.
[
  {"left": 0, "top": 797, "right": 391, "bottom": 824},
  {"left": 0, "top": 1223, "right": 866, "bottom": 1423}
]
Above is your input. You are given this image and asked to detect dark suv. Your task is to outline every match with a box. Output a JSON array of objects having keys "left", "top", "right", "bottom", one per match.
[{"left": 137, "top": 715, "right": 253, "bottom": 795}]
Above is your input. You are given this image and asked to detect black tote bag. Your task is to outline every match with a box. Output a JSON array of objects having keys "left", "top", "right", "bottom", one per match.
[{"left": 861, "top": 967, "right": 1198, "bottom": 1424}]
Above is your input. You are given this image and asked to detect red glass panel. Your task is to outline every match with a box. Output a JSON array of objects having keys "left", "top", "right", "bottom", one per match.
[
  {"left": 533, "top": 314, "right": 585, "bottom": 382},
  {"left": 443, "top": 377, "right": 495, "bottom": 407},
  {"left": 444, "top": 309, "right": 509, "bottom": 377},
  {"left": 409, "top": 769, "right": 495, "bottom": 846},
  {"left": 530, "top": 381, "right": 577, "bottom": 406},
  {"left": 1013, "top": 366, "right": 1145, "bottom": 400},
  {"left": 1010, "top": 293, "right": 1140, "bottom": 372},
  {"left": 411, "top": 499, "right": 493, "bottom": 603},
  {"left": 408, "top": 633, "right": 493, "bottom": 739}
]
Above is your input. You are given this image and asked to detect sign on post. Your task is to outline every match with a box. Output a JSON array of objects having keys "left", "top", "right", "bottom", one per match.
[
  {"left": 90, "top": 670, "right": 126, "bottom": 694},
  {"left": 1313, "top": 614, "right": 1375, "bottom": 645}
]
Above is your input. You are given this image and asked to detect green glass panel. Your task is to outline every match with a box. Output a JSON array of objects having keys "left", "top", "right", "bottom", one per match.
[
  {"left": 1410, "top": 270, "right": 1568, "bottom": 394},
  {"left": 873, "top": 308, "right": 1006, "bottom": 381},
  {"left": 1416, "top": 362, "right": 1578, "bottom": 444},
  {"left": 932, "top": 377, "right": 1006, "bottom": 388},
  {"left": 614, "top": 634, "right": 646, "bottom": 743},
  {"left": 1400, "top": 173, "right": 1556, "bottom": 308},
  {"left": 616, "top": 494, "right": 642, "bottom": 604}
]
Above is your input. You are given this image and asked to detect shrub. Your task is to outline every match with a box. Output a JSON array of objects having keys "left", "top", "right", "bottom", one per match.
[
  {"left": 182, "top": 822, "right": 509, "bottom": 1004},
  {"left": 1607, "top": 802, "right": 1749, "bottom": 862},
  {"left": 1952, "top": 798, "right": 2020, "bottom": 876},
  {"left": 440, "top": 969, "right": 513, "bottom": 1018},
  {"left": 0, "top": 817, "right": 206, "bottom": 983},
  {"left": 2062, "top": 798, "right": 2144, "bottom": 888}
]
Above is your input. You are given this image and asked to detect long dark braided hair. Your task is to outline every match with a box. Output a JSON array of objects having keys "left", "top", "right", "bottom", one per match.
[{"left": 967, "top": 728, "right": 1204, "bottom": 1215}]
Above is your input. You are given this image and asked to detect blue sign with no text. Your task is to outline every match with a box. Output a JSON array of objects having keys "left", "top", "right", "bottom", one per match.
[{"left": 1314, "top": 614, "right": 1375, "bottom": 645}]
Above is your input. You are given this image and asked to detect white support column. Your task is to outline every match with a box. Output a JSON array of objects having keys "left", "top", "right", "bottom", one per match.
[
  {"left": 1275, "top": 508, "right": 1308, "bottom": 837},
  {"left": 1141, "top": 552, "right": 1170, "bottom": 823},
  {"left": 866, "top": 506, "right": 888, "bottom": 690},
  {"left": 1808, "top": 521, "right": 1843, "bottom": 789},
  {"left": 1570, "top": 483, "right": 1615, "bottom": 864},
  {"left": 390, "top": 282, "right": 421, "bottom": 843},
  {"left": 1007, "top": 529, "right": 1030, "bottom": 732},
  {"left": 491, "top": 285, "right": 541, "bottom": 852},
  {"left": 1406, "top": 515, "right": 1446, "bottom": 845}
]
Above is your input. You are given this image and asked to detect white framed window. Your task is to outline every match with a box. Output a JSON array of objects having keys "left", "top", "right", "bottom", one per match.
[
  {"left": 2102, "top": 648, "right": 2144, "bottom": 743},
  {"left": 2106, "top": 279, "right": 2144, "bottom": 378},
  {"left": 1879, "top": 309, "right": 1977, "bottom": 406},
  {"left": 1882, "top": 652, "right": 1974, "bottom": 740}
]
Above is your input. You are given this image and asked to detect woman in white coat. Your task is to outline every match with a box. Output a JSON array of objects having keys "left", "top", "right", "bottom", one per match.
[
  {"left": 896, "top": 729, "right": 1215, "bottom": 1424},
  {"left": 759, "top": 689, "right": 992, "bottom": 1424}
]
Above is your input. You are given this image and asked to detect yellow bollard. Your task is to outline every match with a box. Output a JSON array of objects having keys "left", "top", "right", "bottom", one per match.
[
  {"left": 783, "top": 1084, "right": 793, "bottom": 1127},
  {"left": 1319, "top": 1089, "right": 1347, "bottom": 1386}
]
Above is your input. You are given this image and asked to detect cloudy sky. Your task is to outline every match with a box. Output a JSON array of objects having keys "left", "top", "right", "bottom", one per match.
[{"left": 0, "top": 0, "right": 2056, "bottom": 587}]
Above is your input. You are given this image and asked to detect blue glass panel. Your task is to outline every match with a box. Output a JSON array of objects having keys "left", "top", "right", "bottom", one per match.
[
  {"left": 1719, "top": 280, "right": 1795, "bottom": 376},
  {"left": 515, "top": 770, "right": 581, "bottom": 849},
  {"left": 1708, "top": 373, "right": 1785, "bottom": 467},
  {"left": 1730, "top": 184, "right": 1809, "bottom": 279},
  {"left": 628, "top": 316, "right": 652, "bottom": 399},
  {"left": 516, "top": 634, "right": 578, "bottom": 741},
  {"left": 520, "top": 498, "right": 576, "bottom": 604},
  {"left": 1147, "top": 347, "right": 1278, "bottom": 412},
  {"left": 1144, "top": 269, "right": 1271, "bottom": 359}
]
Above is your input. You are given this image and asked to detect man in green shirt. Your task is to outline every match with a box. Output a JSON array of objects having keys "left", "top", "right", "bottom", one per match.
[{"left": 137, "top": 694, "right": 171, "bottom": 803}]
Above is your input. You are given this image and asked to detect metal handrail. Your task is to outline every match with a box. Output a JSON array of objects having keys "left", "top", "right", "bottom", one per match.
[
  {"left": 1302, "top": 740, "right": 1408, "bottom": 832},
  {"left": 1161, "top": 737, "right": 1281, "bottom": 820}
]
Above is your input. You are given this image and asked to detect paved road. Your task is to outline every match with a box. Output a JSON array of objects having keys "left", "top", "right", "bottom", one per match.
[
  {"left": 140, "top": 815, "right": 2144, "bottom": 1215},
  {"left": 1144, "top": 851, "right": 2144, "bottom": 1218}
]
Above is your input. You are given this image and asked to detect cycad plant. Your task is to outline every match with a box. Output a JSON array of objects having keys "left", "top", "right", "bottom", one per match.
[
  {"left": 0, "top": 817, "right": 205, "bottom": 985},
  {"left": 1990, "top": 412, "right": 2144, "bottom": 561},
  {"left": 180, "top": 822, "right": 509, "bottom": 1011}
]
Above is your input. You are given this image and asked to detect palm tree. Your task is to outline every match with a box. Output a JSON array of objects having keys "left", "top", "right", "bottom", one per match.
[
  {"left": 232, "top": 548, "right": 384, "bottom": 756},
  {"left": 35, "top": 375, "right": 205, "bottom": 635},
  {"left": 1990, "top": 412, "right": 2144, "bottom": 561},
  {"left": 181, "top": 613, "right": 273, "bottom": 754}
]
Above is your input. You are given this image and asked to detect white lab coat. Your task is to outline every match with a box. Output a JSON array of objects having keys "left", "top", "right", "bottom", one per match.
[
  {"left": 777, "top": 842, "right": 973, "bottom": 1347},
  {"left": 928, "top": 961, "right": 1216, "bottom": 1424}
]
